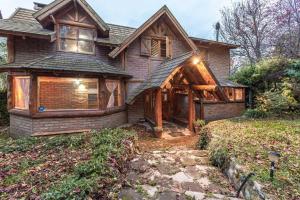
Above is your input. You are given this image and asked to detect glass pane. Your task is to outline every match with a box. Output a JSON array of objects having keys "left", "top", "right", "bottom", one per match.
[
  {"left": 235, "top": 89, "right": 243, "bottom": 101},
  {"left": 78, "top": 40, "right": 94, "bottom": 53},
  {"left": 160, "top": 40, "right": 167, "bottom": 57},
  {"left": 60, "top": 25, "right": 77, "bottom": 39},
  {"left": 60, "top": 39, "right": 77, "bottom": 52},
  {"left": 38, "top": 77, "right": 98, "bottom": 110},
  {"left": 151, "top": 39, "right": 160, "bottom": 57},
  {"left": 14, "top": 77, "right": 30, "bottom": 110},
  {"left": 79, "top": 29, "right": 94, "bottom": 40},
  {"left": 105, "top": 80, "right": 121, "bottom": 108}
]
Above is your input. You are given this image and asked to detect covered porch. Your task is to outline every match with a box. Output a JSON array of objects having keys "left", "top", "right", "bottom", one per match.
[{"left": 127, "top": 52, "right": 228, "bottom": 137}]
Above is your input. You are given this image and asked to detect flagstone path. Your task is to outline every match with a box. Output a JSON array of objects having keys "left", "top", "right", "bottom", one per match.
[{"left": 119, "top": 147, "right": 242, "bottom": 200}]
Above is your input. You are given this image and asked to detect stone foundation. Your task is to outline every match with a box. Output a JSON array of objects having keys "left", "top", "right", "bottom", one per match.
[{"left": 203, "top": 102, "right": 245, "bottom": 121}]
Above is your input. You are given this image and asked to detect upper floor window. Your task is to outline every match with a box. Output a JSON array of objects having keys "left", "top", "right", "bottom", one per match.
[
  {"left": 58, "top": 25, "right": 95, "bottom": 54},
  {"left": 151, "top": 38, "right": 167, "bottom": 58}
]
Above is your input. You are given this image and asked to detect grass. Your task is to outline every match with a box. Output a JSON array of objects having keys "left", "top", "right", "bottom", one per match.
[
  {"left": 0, "top": 128, "right": 136, "bottom": 199},
  {"left": 206, "top": 117, "right": 300, "bottom": 200}
]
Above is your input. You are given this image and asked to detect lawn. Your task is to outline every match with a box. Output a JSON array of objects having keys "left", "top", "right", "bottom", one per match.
[
  {"left": 207, "top": 118, "right": 300, "bottom": 200},
  {"left": 0, "top": 129, "right": 136, "bottom": 199}
]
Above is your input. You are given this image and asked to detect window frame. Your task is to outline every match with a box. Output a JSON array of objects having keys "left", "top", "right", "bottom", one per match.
[
  {"left": 223, "top": 87, "right": 245, "bottom": 102},
  {"left": 151, "top": 38, "right": 167, "bottom": 58},
  {"left": 57, "top": 24, "right": 96, "bottom": 55},
  {"left": 37, "top": 77, "right": 99, "bottom": 112}
]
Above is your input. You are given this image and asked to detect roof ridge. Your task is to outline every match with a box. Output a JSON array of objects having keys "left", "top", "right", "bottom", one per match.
[{"left": 107, "top": 23, "right": 137, "bottom": 30}]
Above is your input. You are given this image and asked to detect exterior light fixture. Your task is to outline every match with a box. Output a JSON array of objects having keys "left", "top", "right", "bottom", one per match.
[
  {"left": 268, "top": 151, "right": 280, "bottom": 181},
  {"left": 75, "top": 79, "right": 81, "bottom": 85},
  {"left": 78, "top": 83, "right": 86, "bottom": 92},
  {"left": 192, "top": 57, "right": 200, "bottom": 65}
]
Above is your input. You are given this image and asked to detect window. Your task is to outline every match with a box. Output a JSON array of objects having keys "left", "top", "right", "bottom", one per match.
[
  {"left": 105, "top": 79, "right": 122, "bottom": 108},
  {"left": 59, "top": 25, "right": 95, "bottom": 54},
  {"left": 223, "top": 87, "right": 245, "bottom": 102},
  {"left": 38, "top": 77, "right": 98, "bottom": 111},
  {"left": 13, "top": 76, "right": 30, "bottom": 110},
  {"left": 151, "top": 38, "right": 167, "bottom": 58}
]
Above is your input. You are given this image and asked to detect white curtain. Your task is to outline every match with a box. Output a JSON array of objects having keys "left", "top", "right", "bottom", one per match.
[{"left": 106, "top": 80, "right": 118, "bottom": 108}]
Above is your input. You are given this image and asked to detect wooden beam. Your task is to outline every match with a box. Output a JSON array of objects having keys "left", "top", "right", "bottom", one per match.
[
  {"left": 160, "top": 67, "right": 182, "bottom": 89},
  {"left": 7, "top": 35, "right": 15, "bottom": 63},
  {"left": 155, "top": 88, "right": 162, "bottom": 128},
  {"left": 57, "top": 19, "right": 96, "bottom": 29},
  {"left": 7, "top": 74, "right": 14, "bottom": 110},
  {"left": 192, "top": 85, "right": 217, "bottom": 91},
  {"left": 188, "top": 88, "right": 195, "bottom": 132},
  {"left": 29, "top": 74, "right": 38, "bottom": 116}
]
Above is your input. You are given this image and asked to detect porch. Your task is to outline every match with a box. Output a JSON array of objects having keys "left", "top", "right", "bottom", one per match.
[{"left": 127, "top": 52, "right": 229, "bottom": 137}]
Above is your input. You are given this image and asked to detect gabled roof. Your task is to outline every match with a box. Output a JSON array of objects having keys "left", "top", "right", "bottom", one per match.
[
  {"left": 127, "top": 52, "right": 194, "bottom": 104},
  {"left": 0, "top": 53, "right": 131, "bottom": 77},
  {"left": 191, "top": 37, "right": 239, "bottom": 49},
  {"left": 33, "top": 0, "right": 109, "bottom": 34},
  {"left": 109, "top": 5, "right": 198, "bottom": 58}
]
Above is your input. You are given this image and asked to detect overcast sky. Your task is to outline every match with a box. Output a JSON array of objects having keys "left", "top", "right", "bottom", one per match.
[{"left": 0, "top": 0, "right": 236, "bottom": 39}]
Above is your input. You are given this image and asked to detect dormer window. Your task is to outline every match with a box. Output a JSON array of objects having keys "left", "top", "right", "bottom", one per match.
[
  {"left": 58, "top": 25, "right": 95, "bottom": 54},
  {"left": 151, "top": 38, "right": 167, "bottom": 58}
]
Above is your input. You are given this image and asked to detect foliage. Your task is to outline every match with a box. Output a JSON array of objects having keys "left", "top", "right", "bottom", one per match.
[
  {"left": 0, "top": 92, "right": 8, "bottom": 125},
  {"left": 287, "top": 59, "right": 300, "bottom": 81},
  {"left": 193, "top": 119, "right": 206, "bottom": 127},
  {"left": 244, "top": 108, "right": 268, "bottom": 118},
  {"left": 209, "top": 144, "right": 230, "bottom": 170},
  {"left": 256, "top": 86, "right": 299, "bottom": 115},
  {"left": 207, "top": 118, "right": 300, "bottom": 199},
  {"left": 197, "top": 127, "right": 212, "bottom": 150},
  {"left": 0, "top": 129, "right": 136, "bottom": 199}
]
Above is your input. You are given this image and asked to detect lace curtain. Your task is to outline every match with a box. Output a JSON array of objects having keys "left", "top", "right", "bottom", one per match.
[{"left": 105, "top": 80, "right": 118, "bottom": 108}]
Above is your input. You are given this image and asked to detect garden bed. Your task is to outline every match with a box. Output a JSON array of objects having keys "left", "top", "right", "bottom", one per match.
[
  {"left": 207, "top": 118, "right": 300, "bottom": 200},
  {"left": 0, "top": 129, "right": 136, "bottom": 199}
]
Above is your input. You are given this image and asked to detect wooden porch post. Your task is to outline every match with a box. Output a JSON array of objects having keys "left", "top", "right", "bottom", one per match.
[
  {"left": 155, "top": 88, "right": 163, "bottom": 136},
  {"left": 188, "top": 88, "right": 195, "bottom": 132},
  {"left": 7, "top": 36, "right": 15, "bottom": 63}
]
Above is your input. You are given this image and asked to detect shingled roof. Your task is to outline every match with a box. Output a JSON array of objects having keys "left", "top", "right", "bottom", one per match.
[
  {"left": 0, "top": 53, "right": 131, "bottom": 77},
  {"left": 127, "top": 52, "right": 193, "bottom": 104}
]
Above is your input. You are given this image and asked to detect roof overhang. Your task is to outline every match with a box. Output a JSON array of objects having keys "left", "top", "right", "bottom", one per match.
[
  {"left": 190, "top": 37, "right": 239, "bottom": 49},
  {"left": 109, "top": 5, "right": 198, "bottom": 59}
]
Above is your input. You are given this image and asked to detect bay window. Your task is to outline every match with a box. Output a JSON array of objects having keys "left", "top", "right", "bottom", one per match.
[
  {"left": 13, "top": 76, "right": 30, "bottom": 110},
  {"left": 58, "top": 25, "right": 95, "bottom": 54}
]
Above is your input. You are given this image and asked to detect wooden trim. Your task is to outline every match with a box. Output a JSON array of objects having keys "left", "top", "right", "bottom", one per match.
[
  {"left": 7, "top": 74, "right": 14, "bottom": 110},
  {"left": 160, "top": 67, "right": 183, "bottom": 89},
  {"left": 10, "top": 106, "right": 126, "bottom": 119},
  {"left": 0, "top": 31, "right": 51, "bottom": 40},
  {"left": 29, "top": 74, "right": 38, "bottom": 116},
  {"left": 192, "top": 85, "right": 217, "bottom": 91},
  {"left": 57, "top": 19, "right": 96, "bottom": 29},
  {"left": 7, "top": 35, "right": 15, "bottom": 63}
]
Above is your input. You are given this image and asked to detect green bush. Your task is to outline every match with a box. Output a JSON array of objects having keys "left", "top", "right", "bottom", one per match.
[
  {"left": 209, "top": 146, "right": 230, "bottom": 170},
  {"left": 197, "top": 127, "right": 212, "bottom": 150},
  {"left": 0, "top": 92, "right": 9, "bottom": 125},
  {"left": 244, "top": 109, "right": 268, "bottom": 118},
  {"left": 193, "top": 119, "right": 206, "bottom": 127}
]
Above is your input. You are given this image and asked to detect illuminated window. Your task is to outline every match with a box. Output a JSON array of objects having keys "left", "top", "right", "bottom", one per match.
[
  {"left": 59, "top": 25, "right": 95, "bottom": 54},
  {"left": 38, "top": 77, "right": 98, "bottom": 111},
  {"left": 235, "top": 88, "right": 244, "bottom": 101},
  {"left": 13, "top": 76, "right": 30, "bottom": 110}
]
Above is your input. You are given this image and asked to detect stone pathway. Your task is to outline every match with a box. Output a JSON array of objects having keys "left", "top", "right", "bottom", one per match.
[{"left": 119, "top": 147, "right": 242, "bottom": 200}]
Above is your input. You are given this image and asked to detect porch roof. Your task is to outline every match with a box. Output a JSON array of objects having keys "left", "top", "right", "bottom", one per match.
[
  {"left": 126, "top": 52, "right": 194, "bottom": 104},
  {"left": 219, "top": 79, "right": 248, "bottom": 88},
  {"left": 0, "top": 54, "right": 131, "bottom": 77}
]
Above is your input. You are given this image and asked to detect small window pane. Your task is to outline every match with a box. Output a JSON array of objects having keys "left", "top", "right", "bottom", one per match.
[
  {"left": 235, "top": 89, "right": 243, "bottom": 101},
  {"left": 60, "top": 39, "right": 77, "bottom": 52},
  {"left": 79, "top": 29, "right": 94, "bottom": 40},
  {"left": 160, "top": 40, "right": 167, "bottom": 57},
  {"left": 60, "top": 25, "right": 77, "bottom": 39},
  {"left": 151, "top": 39, "right": 160, "bottom": 57},
  {"left": 78, "top": 40, "right": 94, "bottom": 53},
  {"left": 14, "top": 77, "right": 30, "bottom": 110}
]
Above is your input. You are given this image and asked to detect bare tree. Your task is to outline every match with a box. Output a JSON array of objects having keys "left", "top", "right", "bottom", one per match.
[
  {"left": 271, "top": 0, "right": 300, "bottom": 58},
  {"left": 220, "top": 0, "right": 271, "bottom": 65}
]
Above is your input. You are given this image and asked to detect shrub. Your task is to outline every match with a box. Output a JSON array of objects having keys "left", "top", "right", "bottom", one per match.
[
  {"left": 209, "top": 146, "right": 230, "bottom": 170},
  {"left": 0, "top": 91, "right": 8, "bottom": 125},
  {"left": 244, "top": 109, "right": 268, "bottom": 118},
  {"left": 193, "top": 119, "right": 206, "bottom": 127},
  {"left": 197, "top": 127, "right": 212, "bottom": 150}
]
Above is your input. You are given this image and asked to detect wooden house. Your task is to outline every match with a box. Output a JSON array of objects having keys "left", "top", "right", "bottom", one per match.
[{"left": 0, "top": 0, "right": 246, "bottom": 137}]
